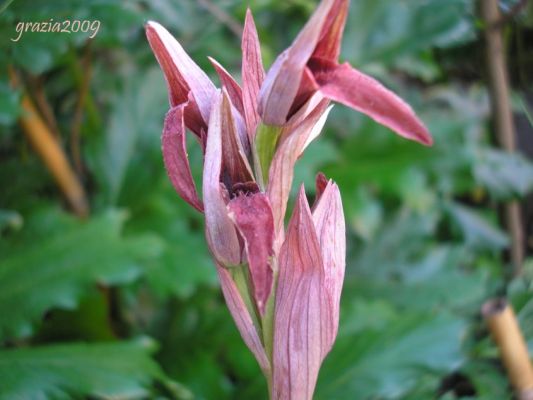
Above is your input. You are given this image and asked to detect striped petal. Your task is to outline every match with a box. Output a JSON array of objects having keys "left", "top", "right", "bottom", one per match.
[
  {"left": 146, "top": 21, "right": 217, "bottom": 125},
  {"left": 242, "top": 9, "right": 265, "bottom": 138},
  {"left": 203, "top": 92, "right": 241, "bottom": 267},
  {"left": 310, "top": 58, "right": 433, "bottom": 145},
  {"left": 258, "top": 0, "right": 336, "bottom": 125},
  {"left": 228, "top": 193, "right": 274, "bottom": 315},
  {"left": 162, "top": 105, "right": 203, "bottom": 212},
  {"left": 272, "top": 186, "right": 329, "bottom": 400}
]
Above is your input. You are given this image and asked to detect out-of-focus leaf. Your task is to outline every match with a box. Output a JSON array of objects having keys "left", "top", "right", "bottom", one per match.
[
  {"left": 446, "top": 202, "right": 509, "bottom": 251},
  {"left": 0, "top": 339, "right": 163, "bottom": 400},
  {"left": 0, "top": 210, "right": 162, "bottom": 341},
  {"left": 0, "top": 209, "right": 22, "bottom": 232},
  {"left": 90, "top": 67, "right": 168, "bottom": 205},
  {"left": 0, "top": 81, "right": 20, "bottom": 127},
  {"left": 474, "top": 149, "right": 533, "bottom": 199},
  {"left": 130, "top": 189, "right": 217, "bottom": 299},
  {"left": 316, "top": 313, "right": 466, "bottom": 399},
  {"left": 343, "top": 0, "right": 475, "bottom": 66}
]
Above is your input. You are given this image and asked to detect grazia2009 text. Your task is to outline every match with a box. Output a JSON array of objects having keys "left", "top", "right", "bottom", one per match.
[{"left": 11, "top": 19, "right": 101, "bottom": 42}]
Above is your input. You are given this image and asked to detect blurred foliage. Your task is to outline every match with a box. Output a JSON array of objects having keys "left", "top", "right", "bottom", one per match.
[{"left": 0, "top": 0, "right": 532, "bottom": 399}]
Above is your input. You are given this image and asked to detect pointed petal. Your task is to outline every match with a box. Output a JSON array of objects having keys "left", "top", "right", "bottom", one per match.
[
  {"left": 228, "top": 193, "right": 274, "bottom": 315},
  {"left": 203, "top": 92, "right": 241, "bottom": 267},
  {"left": 310, "top": 59, "right": 433, "bottom": 145},
  {"left": 242, "top": 9, "right": 265, "bottom": 138},
  {"left": 162, "top": 105, "right": 203, "bottom": 212},
  {"left": 220, "top": 90, "right": 254, "bottom": 185},
  {"left": 217, "top": 264, "right": 271, "bottom": 374},
  {"left": 209, "top": 57, "right": 245, "bottom": 117},
  {"left": 273, "top": 186, "right": 328, "bottom": 400},
  {"left": 146, "top": 21, "right": 217, "bottom": 124},
  {"left": 312, "top": 179, "right": 345, "bottom": 352},
  {"left": 313, "top": 172, "right": 329, "bottom": 208},
  {"left": 258, "top": 0, "right": 336, "bottom": 125},
  {"left": 267, "top": 101, "right": 332, "bottom": 251},
  {"left": 313, "top": 0, "right": 349, "bottom": 61}
]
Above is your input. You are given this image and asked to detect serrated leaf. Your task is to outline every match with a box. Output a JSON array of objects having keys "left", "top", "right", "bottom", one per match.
[
  {"left": 0, "top": 340, "right": 162, "bottom": 400},
  {"left": 446, "top": 202, "right": 509, "bottom": 251},
  {"left": 0, "top": 210, "right": 163, "bottom": 341}
]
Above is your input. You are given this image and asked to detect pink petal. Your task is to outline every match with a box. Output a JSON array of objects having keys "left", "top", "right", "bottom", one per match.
[
  {"left": 162, "top": 105, "right": 203, "bottom": 212},
  {"left": 313, "top": 0, "right": 349, "bottom": 61},
  {"left": 242, "top": 9, "right": 265, "bottom": 138},
  {"left": 216, "top": 264, "right": 271, "bottom": 375},
  {"left": 258, "top": 0, "right": 337, "bottom": 125},
  {"left": 311, "top": 179, "right": 345, "bottom": 352},
  {"left": 227, "top": 193, "right": 274, "bottom": 315},
  {"left": 267, "top": 100, "right": 332, "bottom": 251},
  {"left": 208, "top": 57, "right": 245, "bottom": 117},
  {"left": 310, "top": 59, "right": 433, "bottom": 145},
  {"left": 203, "top": 92, "right": 241, "bottom": 267},
  {"left": 273, "top": 186, "right": 329, "bottom": 400},
  {"left": 146, "top": 21, "right": 217, "bottom": 125},
  {"left": 220, "top": 91, "right": 254, "bottom": 185}
]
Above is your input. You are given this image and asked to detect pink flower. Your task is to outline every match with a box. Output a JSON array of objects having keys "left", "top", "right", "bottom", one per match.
[{"left": 146, "top": 1, "right": 432, "bottom": 398}]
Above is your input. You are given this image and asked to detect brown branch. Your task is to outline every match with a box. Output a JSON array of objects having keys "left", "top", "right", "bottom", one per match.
[
  {"left": 70, "top": 43, "right": 93, "bottom": 176},
  {"left": 10, "top": 68, "right": 89, "bottom": 218},
  {"left": 197, "top": 0, "right": 243, "bottom": 38},
  {"left": 483, "top": 299, "right": 533, "bottom": 400},
  {"left": 489, "top": 0, "right": 529, "bottom": 30},
  {"left": 481, "top": 0, "right": 525, "bottom": 274}
]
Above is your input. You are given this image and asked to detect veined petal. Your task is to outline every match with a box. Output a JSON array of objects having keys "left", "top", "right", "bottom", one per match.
[
  {"left": 310, "top": 59, "right": 433, "bottom": 145},
  {"left": 258, "top": 0, "right": 336, "bottom": 125},
  {"left": 209, "top": 57, "right": 245, "bottom": 117},
  {"left": 273, "top": 186, "right": 328, "bottom": 400},
  {"left": 227, "top": 193, "right": 274, "bottom": 315},
  {"left": 242, "top": 9, "right": 265, "bottom": 139},
  {"left": 203, "top": 92, "right": 241, "bottom": 267},
  {"left": 217, "top": 264, "right": 271, "bottom": 375},
  {"left": 267, "top": 101, "right": 332, "bottom": 251},
  {"left": 146, "top": 21, "right": 217, "bottom": 124},
  {"left": 313, "top": 0, "right": 349, "bottom": 61},
  {"left": 312, "top": 178, "right": 345, "bottom": 352},
  {"left": 162, "top": 105, "right": 203, "bottom": 212},
  {"left": 220, "top": 90, "right": 254, "bottom": 185}
]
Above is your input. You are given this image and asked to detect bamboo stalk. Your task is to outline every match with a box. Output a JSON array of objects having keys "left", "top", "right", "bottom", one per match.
[
  {"left": 482, "top": 299, "right": 533, "bottom": 400},
  {"left": 10, "top": 68, "right": 89, "bottom": 217},
  {"left": 481, "top": 0, "right": 525, "bottom": 274}
]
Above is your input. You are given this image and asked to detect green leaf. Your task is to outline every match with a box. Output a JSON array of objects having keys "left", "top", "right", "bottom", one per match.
[
  {"left": 316, "top": 313, "right": 467, "bottom": 399},
  {"left": 0, "top": 210, "right": 163, "bottom": 341},
  {"left": 0, "top": 339, "right": 163, "bottom": 400},
  {"left": 446, "top": 202, "right": 509, "bottom": 251},
  {"left": 474, "top": 149, "right": 533, "bottom": 199}
]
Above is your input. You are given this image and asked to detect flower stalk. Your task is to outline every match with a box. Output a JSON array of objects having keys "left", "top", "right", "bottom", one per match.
[{"left": 146, "top": 1, "right": 432, "bottom": 398}]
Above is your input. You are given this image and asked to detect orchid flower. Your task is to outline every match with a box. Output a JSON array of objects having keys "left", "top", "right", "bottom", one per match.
[{"left": 146, "top": 0, "right": 432, "bottom": 398}]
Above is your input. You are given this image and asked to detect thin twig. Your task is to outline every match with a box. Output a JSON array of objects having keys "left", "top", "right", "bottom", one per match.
[
  {"left": 481, "top": 0, "right": 525, "bottom": 274},
  {"left": 197, "top": 0, "right": 243, "bottom": 38}
]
